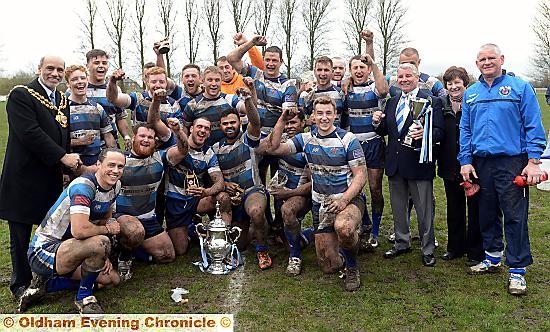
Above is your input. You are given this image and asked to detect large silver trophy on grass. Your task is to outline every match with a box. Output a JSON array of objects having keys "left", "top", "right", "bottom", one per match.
[
  {"left": 196, "top": 201, "right": 242, "bottom": 275},
  {"left": 403, "top": 97, "right": 430, "bottom": 150}
]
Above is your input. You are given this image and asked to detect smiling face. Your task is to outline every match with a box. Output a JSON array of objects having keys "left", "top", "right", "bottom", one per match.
[
  {"left": 68, "top": 69, "right": 88, "bottom": 99},
  {"left": 284, "top": 114, "right": 305, "bottom": 138},
  {"left": 397, "top": 67, "right": 419, "bottom": 94},
  {"left": 203, "top": 71, "right": 222, "bottom": 98},
  {"left": 181, "top": 67, "right": 201, "bottom": 95},
  {"left": 38, "top": 56, "right": 65, "bottom": 90},
  {"left": 96, "top": 151, "right": 125, "bottom": 189},
  {"left": 87, "top": 55, "right": 109, "bottom": 84},
  {"left": 189, "top": 118, "right": 211, "bottom": 147},
  {"left": 332, "top": 59, "right": 346, "bottom": 82},
  {"left": 314, "top": 62, "right": 333, "bottom": 88},
  {"left": 350, "top": 59, "right": 371, "bottom": 85},
  {"left": 476, "top": 46, "right": 504, "bottom": 81},
  {"left": 264, "top": 51, "right": 283, "bottom": 78},
  {"left": 146, "top": 73, "right": 168, "bottom": 95},
  {"left": 217, "top": 60, "right": 235, "bottom": 83},
  {"left": 132, "top": 126, "right": 156, "bottom": 157},
  {"left": 445, "top": 77, "right": 466, "bottom": 100},
  {"left": 220, "top": 113, "right": 241, "bottom": 140},
  {"left": 313, "top": 102, "right": 336, "bottom": 135}
]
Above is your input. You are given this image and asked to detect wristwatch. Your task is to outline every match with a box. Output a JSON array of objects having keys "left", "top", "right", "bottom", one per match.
[{"left": 529, "top": 158, "right": 542, "bottom": 165}]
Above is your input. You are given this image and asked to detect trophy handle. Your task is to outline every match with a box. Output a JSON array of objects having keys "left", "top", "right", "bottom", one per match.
[
  {"left": 196, "top": 223, "right": 207, "bottom": 237},
  {"left": 228, "top": 226, "right": 242, "bottom": 243}
]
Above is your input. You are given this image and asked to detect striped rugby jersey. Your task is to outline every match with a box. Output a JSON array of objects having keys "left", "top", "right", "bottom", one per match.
[
  {"left": 345, "top": 81, "right": 385, "bottom": 141},
  {"left": 166, "top": 145, "right": 221, "bottom": 201},
  {"left": 86, "top": 83, "right": 128, "bottom": 134},
  {"left": 286, "top": 127, "right": 365, "bottom": 204},
  {"left": 301, "top": 85, "right": 347, "bottom": 128},
  {"left": 115, "top": 150, "right": 168, "bottom": 219},
  {"left": 31, "top": 173, "right": 120, "bottom": 245},
  {"left": 182, "top": 93, "right": 243, "bottom": 146},
  {"left": 212, "top": 132, "right": 262, "bottom": 192},
  {"left": 69, "top": 99, "right": 112, "bottom": 159},
  {"left": 128, "top": 91, "right": 183, "bottom": 126},
  {"left": 169, "top": 84, "right": 202, "bottom": 111},
  {"left": 242, "top": 64, "right": 297, "bottom": 134}
]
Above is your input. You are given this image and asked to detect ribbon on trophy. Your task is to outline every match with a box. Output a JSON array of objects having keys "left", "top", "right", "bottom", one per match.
[{"left": 419, "top": 98, "right": 433, "bottom": 163}]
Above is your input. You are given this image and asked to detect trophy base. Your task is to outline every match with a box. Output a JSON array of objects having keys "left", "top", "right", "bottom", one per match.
[{"left": 205, "top": 261, "right": 232, "bottom": 275}]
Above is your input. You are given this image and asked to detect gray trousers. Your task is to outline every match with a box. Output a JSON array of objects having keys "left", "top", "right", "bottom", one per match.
[{"left": 388, "top": 175, "right": 435, "bottom": 255}]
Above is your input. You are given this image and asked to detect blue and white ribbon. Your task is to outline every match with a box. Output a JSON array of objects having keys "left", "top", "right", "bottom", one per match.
[{"left": 419, "top": 105, "right": 433, "bottom": 163}]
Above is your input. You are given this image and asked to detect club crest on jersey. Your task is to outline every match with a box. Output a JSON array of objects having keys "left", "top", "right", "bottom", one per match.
[
  {"left": 499, "top": 86, "right": 511, "bottom": 96},
  {"left": 330, "top": 147, "right": 338, "bottom": 155}
]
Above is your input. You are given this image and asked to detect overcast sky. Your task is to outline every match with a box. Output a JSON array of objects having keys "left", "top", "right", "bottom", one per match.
[{"left": 0, "top": 0, "right": 540, "bottom": 81}]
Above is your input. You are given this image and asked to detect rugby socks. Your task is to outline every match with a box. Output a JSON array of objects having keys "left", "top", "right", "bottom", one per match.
[
  {"left": 76, "top": 266, "right": 100, "bottom": 301},
  {"left": 361, "top": 209, "right": 372, "bottom": 229},
  {"left": 300, "top": 227, "right": 315, "bottom": 248},
  {"left": 284, "top": 224, "right": 301, "bottom": 258},
  {"left": 371, "top": 212, "right": 382, "bottom": 238},
  {"left": 485, "top": 251, "right": 502, "bottom": 264},
  {"left": 509, "top": 267, "right": 526, "bottom": 275},
  {"left": 133, "top": 247, "right": 153, "bottom": 262},
  {"left": 339, "top": 247, "right": 357, "bottom": 269},
  {"left": 46, "top": 276, "right": 79, "bottom": 293}
]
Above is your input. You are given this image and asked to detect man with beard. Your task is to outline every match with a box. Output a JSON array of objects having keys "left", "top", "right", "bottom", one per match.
[
  {"left": 345, "top": 33, "right": 389, "bottom": 250},
  {"left": 112, "top": 89, "right": 189, "bottom": 280},
  {"left": 302, "top": 56, "right": 347, "bottom": 128},
  {"left": 65, "top": 65, "right": 116, "bottom": 167},
  {"left": 106, "top": 67, "right": 182, "bottom": 128},
  {"left": 85, "top": 49, "right": 132, "bottom": 150},
  {"left": 212, "top": 79, "right": 273, "bottom": 270},
  {"left": 183, "top": 66, "right": 249, "bottom": 147},
  {"left": 19, "top": 148, "right": 126, "bottom": 316},
  {"left": 267, "top": 96, "right": 368, "bottom": 291},
  {"left": 264, "top": 110, "right": 312, "bottom": 276}
]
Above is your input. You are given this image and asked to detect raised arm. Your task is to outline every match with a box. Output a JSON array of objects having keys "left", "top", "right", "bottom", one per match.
[
  {"left": 165, "top": 118, "right": 189, "bottom": 165},
  {"left": 147, "top": 88, "right": 171, "bottom": 139},
  {"left": 107, "top": 69, "right": 132, "bottom": 108},
  {"left": 237, "top": 77, "right": 261, "bottom": 138},
  {"left": 227, "top": 35, "right": 267, "bottom": 74}
]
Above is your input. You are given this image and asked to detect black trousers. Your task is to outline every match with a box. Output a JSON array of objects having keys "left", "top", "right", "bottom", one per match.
[
  {"left": 8, "top": 221, "right": 34, "bottom": 294},
  {"left": 443, "top": 179, "right": 484, "bottom": 261}
]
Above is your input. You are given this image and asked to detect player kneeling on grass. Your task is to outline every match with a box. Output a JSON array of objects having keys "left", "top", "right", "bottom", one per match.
[
  {"left": 20, "top": 148, "right": 127, "bottom": 316},
  {"left": 268, "top": 96, "right": 367, "bottom": 291}
]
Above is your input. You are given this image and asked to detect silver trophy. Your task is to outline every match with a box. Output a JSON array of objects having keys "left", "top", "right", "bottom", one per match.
[
  {"left": 196, "top": 201, "right": 241, "bottom": 275},
  {"left": 403, "top": 97, "right": 429, "bottom": 150}
]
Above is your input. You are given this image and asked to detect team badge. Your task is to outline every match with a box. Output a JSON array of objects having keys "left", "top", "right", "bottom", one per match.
[
  {"left": 94, "top": 204, "right": 102, "bottom": 210},
  {"left": 352, "top": 149, "right": 363, "bottom": 159},
  {"left": 499, "top": 86, "right": 511, "bottom": 96},
  {"left": 330, "top": 147, "right": 338, "bottom": 155}
]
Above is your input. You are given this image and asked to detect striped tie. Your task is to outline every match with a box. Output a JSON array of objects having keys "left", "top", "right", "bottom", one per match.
[
  {"left": 49, "top": 92, "right": 56, "bottom": 105},
  {"left": 396, "top": 95, "right": 407, "bottom": 133}
]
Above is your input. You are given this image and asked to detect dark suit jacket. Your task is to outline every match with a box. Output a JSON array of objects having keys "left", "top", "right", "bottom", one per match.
[
  {"left": 375, "top": 90, "right": 444, "bottom": 180},
  {"left": 0, "top": 78, "right": 70, "bottom": 224}
]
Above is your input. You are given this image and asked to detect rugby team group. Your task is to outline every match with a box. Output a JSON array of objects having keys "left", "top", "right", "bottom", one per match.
[{"left": 0, "top": 30, "right": 548, "bottom": 316}]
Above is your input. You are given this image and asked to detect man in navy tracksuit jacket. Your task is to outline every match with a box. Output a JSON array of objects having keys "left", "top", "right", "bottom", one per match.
[{"left": 458, "top": 43, "right": 546, "bottom": 296}]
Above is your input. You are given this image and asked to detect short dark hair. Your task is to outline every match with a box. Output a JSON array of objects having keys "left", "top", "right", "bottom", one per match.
[
  {"left": 86, "top": 49, "right": 109, "bottom": 63},
  {"left": 181, "top": 63, "right": 201, "bottom": 74},
  {"left": 220, "top": 108, "right": 240, "bottom": 120},
  {"left": 348, "top": 55, "right": 366, "bottom": 68},
  {"left": 442, "top": 66, "right": 470, "bottom": 87},
  {"left": 400, "top": 47, "right": 419, "bottom": 57},
  {"left": 313, "top": 95, "right": 336, "bottom": 110},
  {"left": 216, "top": 56, "right": 228, "bottom": 64},
  {"left": 98, "top": 148, "right": 125, "bottom": 162},
  {"left": 132, "top": 123, "right": 156, "bottom": 135},
  {"left": 264, "top": 46, "right": 283, "bottom": 60},
  {"left": 315, "top": 56, "right": 333, "bottom": 68}
]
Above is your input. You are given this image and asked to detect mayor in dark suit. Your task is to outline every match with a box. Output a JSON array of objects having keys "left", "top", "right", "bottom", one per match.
[
  {"left": 0, "top": 55, "right": 82, "bottom": 298},
  {"left": 372, "top": 63, "right": 444, "bottom": 267}
]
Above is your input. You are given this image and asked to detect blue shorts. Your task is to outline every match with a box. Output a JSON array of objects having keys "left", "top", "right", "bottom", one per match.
[
  {"left": 233, "top": 186, "right": 267, "bottom": 223},
  {"left": 28, "top": 241, "right": 63, "bottom": 278},
  {"left": 360, "top": 136, "right": 385, "bottom": 169},
  {"left": 80, "top": 154, "right": 99, "bottom": 166},
  {"left": 165, "top": 197, "right": 199, "bottom": 230},
  {"left": 311, "top": 195, "right": 365, "bottom": 234}
]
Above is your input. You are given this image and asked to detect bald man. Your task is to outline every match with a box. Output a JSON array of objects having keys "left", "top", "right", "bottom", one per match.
[{"left": 0, "top": 55, "right": 81, "bottom": 299}]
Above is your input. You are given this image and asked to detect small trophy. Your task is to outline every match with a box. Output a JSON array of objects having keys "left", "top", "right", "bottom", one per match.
[
  {"left": 267, "top": 170, "right": 288, "bottom": 193},
  {"left": 158, "top": 38, "right": 170, "bottom": 54},
  {"left": 403, "top": 97, "right": 429, "bottom": 150},
  {"left": 185, "top": 170, "right": 199, "bottom": 195}
]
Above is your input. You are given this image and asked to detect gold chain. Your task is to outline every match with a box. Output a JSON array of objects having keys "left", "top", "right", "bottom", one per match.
[{"left": 10, "top": 85, "right": 68, "bottom": 128}]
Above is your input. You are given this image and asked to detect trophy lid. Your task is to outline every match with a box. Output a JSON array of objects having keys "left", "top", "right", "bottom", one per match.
[{"left": 210, "top": 201, "right": 226, "bottom": 228}]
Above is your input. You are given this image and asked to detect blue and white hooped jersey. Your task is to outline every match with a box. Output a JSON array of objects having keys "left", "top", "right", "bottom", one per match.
[
  {"left": 69, "top": 99, "right": 112, "bottom": 158},
  {"left": 30, "top": 173, "right": 120, "bottom": 246},
  {"left": 242, "top": 64, "right": 297, "bottom": 134},
  {"left": 345, "top": 81, "right": 384, "bottom": 141},
  {"left": 302, "top": 85, "right": 347, "bottom": 128},
  {"left": 212, "top": 132, "right": 262, "bottom": 192},
  {"left": 387, "top": 72, "right": 446, "bottom": 98},
  {"left": 128, "top": 91, "right": 183, "bottom": 126},
  {"left": 86, "top": 83, "right": 128, "bottom": 133},
  {"left": 182, "top": 93, "right": 243, "bottom": 146},
  {"left": 166, "top": 145, "right": 221, "bottom": 201},
  {"left": 278, "top": 143, "right": 309, "bottom": 190},
  {"left": 116, "top": 150, "right": 169, "bottom": 219},
  {"left": 169, "top": 84, "right": 202, "bottom": 111},
  {"left": 286, "top": 127, "right": 365, "bottom": 204}
]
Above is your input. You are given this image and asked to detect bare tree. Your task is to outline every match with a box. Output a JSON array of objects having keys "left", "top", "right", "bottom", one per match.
[
  {"left": 104, "top": 0, "right": 128, "bottom": 69},
  {"left": 253, "top": 0, "right": 275, "bottom": 53},
  {"left": 344, "top": 0, "right": 372, "bottom": 56},
  {"left": 278, "top": 0, "right": 299, "bottom": 77},
  {"left": 204, "top": 0, "right": 222, "bottom": 63},
  {"left": 229, "top": 0, "right": 252, "bottom": 33},
  {"left": 77, "top": 0, "right": 98, "bottom": 52},
  {"left": 133, "top": 0, "right": 147, "bottom": 88},
  {"left": 530, "top": 0, "right": 550, "bottom": 85},
  {"left": 158, "top": 0, "right": 178, "bottom": 77},
  {"left": 373, "top": 0, "right": 408, "bottom": 75},
  {"left": 301, "top": 0, "right": 332, "bottom": 70},
  {"left": 183, "top": 0, "right": 201, "bottom": 64}
]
